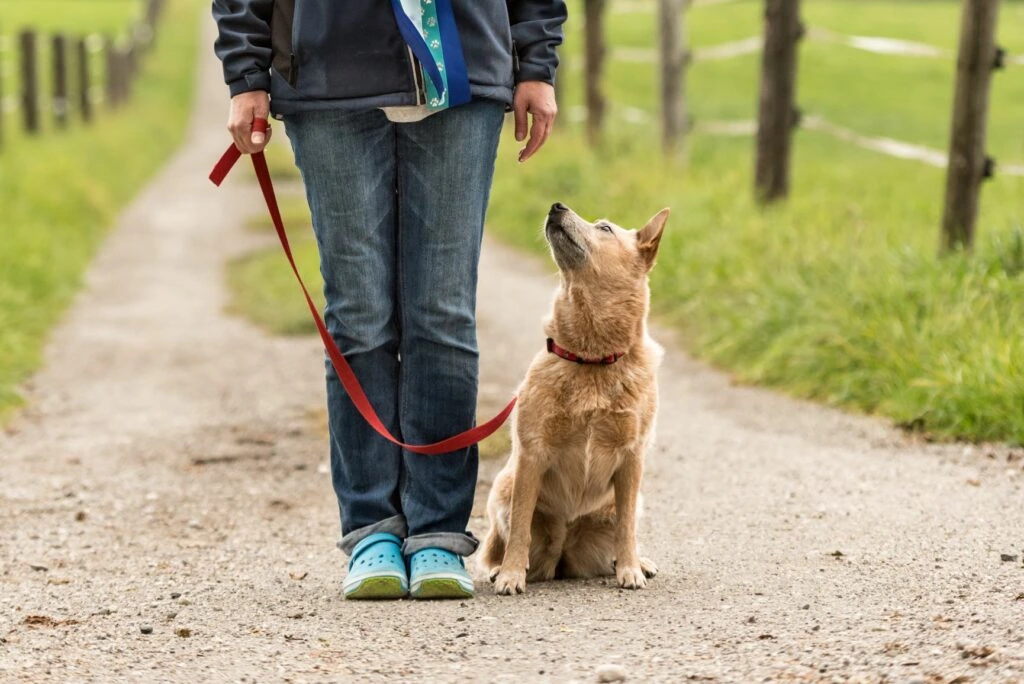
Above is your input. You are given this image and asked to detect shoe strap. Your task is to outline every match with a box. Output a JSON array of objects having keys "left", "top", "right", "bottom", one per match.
[{"left": 350, "top": 532, "right": 402, "bottom": 565}]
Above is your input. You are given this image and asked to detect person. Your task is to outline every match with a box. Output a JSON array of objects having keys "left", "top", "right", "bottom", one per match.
[{"left": 211, "top": 0, "right": 566, "bottom": 600}]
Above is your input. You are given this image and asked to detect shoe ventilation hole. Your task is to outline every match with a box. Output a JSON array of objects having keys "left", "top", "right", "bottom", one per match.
[
  {"left": 417, "top": 551, "right": 457, "bottom": 568},
  {"left": 354, "top": 543, "right": 397, "bottom": 569}
]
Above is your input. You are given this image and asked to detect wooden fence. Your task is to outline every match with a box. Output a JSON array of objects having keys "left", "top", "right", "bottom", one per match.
[
  {"left": 577, "top": 0, "right": 1018, "bottom": 251},
  {"left": 0, "top": 0, "right": 165, "bottom": 152}
]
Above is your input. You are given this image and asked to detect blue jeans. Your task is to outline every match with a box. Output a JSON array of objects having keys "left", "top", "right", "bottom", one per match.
[{"left": 284, "top": 100, "right": 505, "bottom": 558}]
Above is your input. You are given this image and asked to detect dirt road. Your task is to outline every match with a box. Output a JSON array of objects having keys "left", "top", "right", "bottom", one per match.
[{"left": 1, "top": 16, "right": 1022, "bottom": 684}]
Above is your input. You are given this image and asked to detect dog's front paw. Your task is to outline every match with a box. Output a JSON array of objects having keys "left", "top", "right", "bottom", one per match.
[
  {"left": 487, "top": 565, "right": 502, "bottom": 583},
  {"left": 616, "top": 564, "right": 648, "bottom": 590},
  {"left": 492, "top": 568, "right": 527, "bottom": 596},
  {"left": 639, "top": 557, "right": 658, "bottom": 579}
]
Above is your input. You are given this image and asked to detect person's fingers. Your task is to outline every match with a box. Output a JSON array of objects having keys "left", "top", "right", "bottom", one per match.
[
  {"left": 228, "top": 109, "right": 255, "bottom": 154},
  {"left": 227, "top": 92, "right": 270, "bottom": 154},
  {"left": 518, "top": 103, "right": 556, "bottom": 163},
  {"left": 518, "top": 117, "right": 549, "bottom": 163},
  {"left": 513, "top": 94, "right": 529, "bottom": 143}
]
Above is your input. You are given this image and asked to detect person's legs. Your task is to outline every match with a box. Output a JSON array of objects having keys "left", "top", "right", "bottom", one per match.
[
  {"left": 285, "top": 109, "right": 407, "bottom": 554},
  {"left": 395, "top": 99, "right": 506, "bottom": 559}
]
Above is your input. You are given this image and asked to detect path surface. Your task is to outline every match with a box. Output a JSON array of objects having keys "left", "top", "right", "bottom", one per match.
[{"left": 2, "top": 16, "right": 1023, "bottom": 684}]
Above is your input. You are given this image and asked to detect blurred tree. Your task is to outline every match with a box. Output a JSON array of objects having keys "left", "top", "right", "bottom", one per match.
[{"left": 583, "top": 0, "right": 606, "bottom": 146}]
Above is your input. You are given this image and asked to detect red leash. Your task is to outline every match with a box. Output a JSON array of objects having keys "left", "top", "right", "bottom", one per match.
[{"left": 209, "top": 119, "right": 516, "bottom": 455}]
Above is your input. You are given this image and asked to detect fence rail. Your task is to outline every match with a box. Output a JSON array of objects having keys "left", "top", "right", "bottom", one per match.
[{"left": 0, "top": 0, "right": 165, "bottom": 152}]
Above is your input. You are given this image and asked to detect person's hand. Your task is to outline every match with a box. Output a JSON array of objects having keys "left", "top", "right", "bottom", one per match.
[
  {"left": 513, "top": 81, "right": 557, "bottom": 163},
  {"left": 228, "top": 90, "right": 272, "bottom": 154}
]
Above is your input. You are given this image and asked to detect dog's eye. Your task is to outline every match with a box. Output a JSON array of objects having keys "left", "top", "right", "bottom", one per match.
[{"left": 597, "top": 224, "right": 613, "bottom": 234}]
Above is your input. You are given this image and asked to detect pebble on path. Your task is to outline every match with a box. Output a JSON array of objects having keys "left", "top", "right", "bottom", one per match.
[
  {"left": 140, "top": 625, "right": 153, "bottom": 635},
  {"left": 596, "top": 664, "right": 627, "bottom": 682}
]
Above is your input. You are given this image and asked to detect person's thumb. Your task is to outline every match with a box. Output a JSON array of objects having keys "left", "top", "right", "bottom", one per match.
[{"left": 251, "top": 98, "right": 271, "bottom": 146}]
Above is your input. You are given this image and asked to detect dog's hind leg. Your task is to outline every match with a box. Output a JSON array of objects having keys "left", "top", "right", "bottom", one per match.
[
  {"left": 526, "top": 513, "right": 567, "bottom": 583},
  {"left": 557, "top": 506, "right": 617, "bottom": 579},
  {"left": 479, "top": 468, "right": 512, "bottom": 582},
  {"left": 479, "top": 527, "right": 506, "bottom": 582}
]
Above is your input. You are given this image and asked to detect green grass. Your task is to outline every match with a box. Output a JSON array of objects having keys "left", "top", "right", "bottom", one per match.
[
  {"left": 228, "top": 203, "right": 321, "bottom": 336},
  {"left": 0, "top": 0, "right": 200, "bottom": 419},
  {"left": 489, "top": 131, "right": 1024, "bottom": 443},
  {"left": 561, "top": 0, "right": 1024, "bottom": 156},
  {"left": 225, "top": 0, "right": 1024, "bottom": 443},
  {"left": 492, "top": 0, "right": 1024, "bottom": 443}
]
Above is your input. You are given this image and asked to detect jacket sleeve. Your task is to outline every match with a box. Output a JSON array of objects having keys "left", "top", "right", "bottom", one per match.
[
  {"left": 507, "top": 0, "right": 567, "bottom": 85},
  {"left": 212, "top": 0, "right": 274, "bottom": 96}
]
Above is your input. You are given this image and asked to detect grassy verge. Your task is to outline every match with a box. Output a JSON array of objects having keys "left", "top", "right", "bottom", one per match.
[
  {"left": 489, "top": 130, "right": 1024, "bottom": 444},
  {"left": 492, "top": 0, "right": 1024, "bottom": 443},
  {"left": 0, "top": 0, "right": 200, "bottom": 420},
  {"left": 225, "top": 0, "right": 1024, "bottom": 443}
]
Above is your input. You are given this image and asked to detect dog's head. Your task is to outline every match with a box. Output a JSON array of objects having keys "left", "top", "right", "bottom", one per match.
[
  {"left": 544, "top": 202, "right": 670, "bottom": 285},
  {"left": 542, "top": 203, "right": 670, "bottom": 356}
]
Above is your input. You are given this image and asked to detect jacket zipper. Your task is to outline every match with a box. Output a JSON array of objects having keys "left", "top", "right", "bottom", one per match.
[{"left": 406, "top": 46, "right": 426, "bottom": 105}]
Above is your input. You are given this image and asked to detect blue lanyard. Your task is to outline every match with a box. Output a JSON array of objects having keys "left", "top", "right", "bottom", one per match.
[{"left": 391, "top": 0, "right": 472, "bottom": 110}]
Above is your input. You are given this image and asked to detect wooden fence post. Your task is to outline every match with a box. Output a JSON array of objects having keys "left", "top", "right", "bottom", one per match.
[
  {"left": 104, "top": 37, "right": 117, "bottom": 107},
  {"left": 105, "top": 37, "right": 130, "bottom": 108},
  {"left": 941, "top": 0, "right": 1003, "bottom": 251},
  {"left": 583, "top": 0, "right": 607, "bottom": 147},
  {"left": 124, "top": 41, "right": 136, "bottom": 101},
  {"left": 77, "top": 37, "right": 93, "bottom": 123},
  {"left": 19, "top": 30, "right": 40, "bottom": 134},
  {"left": 146, "top": 0, "right": 164, "bottom": 32},
  {"left": 52, "top": 34, "right": 69, "bottom": 129},
  {"left": 754, "top": 0, "right": 803, "bottom": 203},
  {"left": 660, "top": 0, "right": 689, "bottom": 156}
]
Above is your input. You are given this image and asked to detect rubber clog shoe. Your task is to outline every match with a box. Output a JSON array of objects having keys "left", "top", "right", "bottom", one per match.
[
  {"left": 342, "top": 532, "right": 408, "bottom": 600},
  {"left": 408, "top": 547, "right": 475, "bottom": 599}
]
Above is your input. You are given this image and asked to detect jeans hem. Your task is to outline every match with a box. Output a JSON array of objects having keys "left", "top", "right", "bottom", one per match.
[
  {"left": 337, "top": 515, "right": 408, "bottom": 556},
  {"left": 402, "top": 531, "right": 480, "bottom": 557}
]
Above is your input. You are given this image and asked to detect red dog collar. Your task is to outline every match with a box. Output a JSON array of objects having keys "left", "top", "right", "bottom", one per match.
[{"left": 547, "top": 338, "right": 626, "bottom": 365}]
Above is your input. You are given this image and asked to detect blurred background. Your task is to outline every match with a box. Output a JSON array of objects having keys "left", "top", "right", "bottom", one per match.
[{"left": 1, "top": 0, "right": 1022, "bottom": 444}]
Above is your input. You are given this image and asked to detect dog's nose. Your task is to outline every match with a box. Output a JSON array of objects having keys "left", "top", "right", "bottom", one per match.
[{"left": 550, "top": 202, "right": 568, "bottom": 215}]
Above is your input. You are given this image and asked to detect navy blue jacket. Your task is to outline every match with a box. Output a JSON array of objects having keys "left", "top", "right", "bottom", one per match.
[{"left": 212, "top": 0, "right": 566, "bottom": 115}]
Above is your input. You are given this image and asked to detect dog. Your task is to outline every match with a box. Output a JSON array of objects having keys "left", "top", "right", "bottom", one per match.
[{"left": 479, "top": 202, "right": 669, "bottom": 595}]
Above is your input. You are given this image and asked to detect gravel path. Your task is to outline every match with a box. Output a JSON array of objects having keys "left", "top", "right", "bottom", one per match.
[{"left": 2, "top": 17, "right": 1023, "bottom": 684}]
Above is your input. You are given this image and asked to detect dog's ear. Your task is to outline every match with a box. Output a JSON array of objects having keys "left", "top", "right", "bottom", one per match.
[{"left": 637, "top": 208, "right": 670, "bottom": 270}]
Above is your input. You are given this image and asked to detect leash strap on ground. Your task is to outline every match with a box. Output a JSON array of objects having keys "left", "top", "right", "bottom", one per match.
[{"left": 209, "top": 119, "right": 516, "bottom": 455}]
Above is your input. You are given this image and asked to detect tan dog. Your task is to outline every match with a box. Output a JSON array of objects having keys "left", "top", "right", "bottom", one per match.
[{"left": 479, "top": 202, "right": 669, "bottom": 595}]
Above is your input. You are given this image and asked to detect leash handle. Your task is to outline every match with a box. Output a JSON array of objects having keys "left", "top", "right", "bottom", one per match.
[{"left": 210, "top": 120, "right": 517, "bottom": 455}]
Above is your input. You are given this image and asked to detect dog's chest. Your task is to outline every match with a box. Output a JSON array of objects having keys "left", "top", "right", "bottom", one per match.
[{"left": 537, "top": 414, "right": 638, "bottom": 517}]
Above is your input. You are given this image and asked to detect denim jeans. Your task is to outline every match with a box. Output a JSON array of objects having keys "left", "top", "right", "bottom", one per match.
[{"left": 284, "top": 100, "right": 505, "bottom": 558}]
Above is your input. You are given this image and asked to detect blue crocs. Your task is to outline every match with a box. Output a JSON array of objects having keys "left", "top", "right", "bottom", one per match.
[
  {"left": 342, "top": 533, "right": 408, "bottom": 600},
  {"left": 408, "top": 547, "right": 475, "bottom": 599}
]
